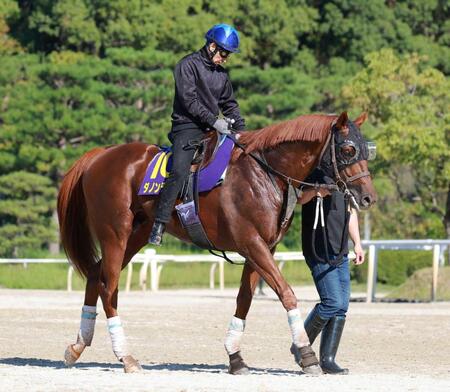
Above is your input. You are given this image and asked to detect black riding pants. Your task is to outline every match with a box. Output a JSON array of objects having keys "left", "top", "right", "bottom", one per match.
[{"left": 154, "top": 128, "right": 205, "bottom": 223}]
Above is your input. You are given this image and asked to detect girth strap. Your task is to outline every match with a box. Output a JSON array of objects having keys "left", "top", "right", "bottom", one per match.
[{"left": 280, "top": 184, "right": 302, "bottom": 229}]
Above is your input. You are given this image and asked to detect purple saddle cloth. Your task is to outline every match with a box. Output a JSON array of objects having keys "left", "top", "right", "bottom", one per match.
[{"left": 138, "top": 135, "right": 235, "bottom": 196}]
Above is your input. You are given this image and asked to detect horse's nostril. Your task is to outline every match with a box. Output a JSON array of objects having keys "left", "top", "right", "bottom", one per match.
[{"left": 362, "top": 195, "right": 372, "bottom": 206}]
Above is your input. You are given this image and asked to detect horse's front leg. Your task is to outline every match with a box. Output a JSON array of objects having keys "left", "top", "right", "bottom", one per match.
[
  {"left": 225, "top": 262, "right": 260, "bottom": 375},
  {"left": 242, "top": 237, "right": 321, "bottom": 375}
]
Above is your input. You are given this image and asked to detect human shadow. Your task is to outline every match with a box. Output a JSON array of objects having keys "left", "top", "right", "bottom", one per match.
[{"left": 0, "top": 357, "right": 301, "bottom": 376}]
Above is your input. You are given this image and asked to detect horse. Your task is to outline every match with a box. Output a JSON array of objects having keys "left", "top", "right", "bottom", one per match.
[{"left": 57, "top": 111, "right": 376, "bottom": 374}]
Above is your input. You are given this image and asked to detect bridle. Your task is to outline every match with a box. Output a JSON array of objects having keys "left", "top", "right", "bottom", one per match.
[{"left": 229, "top": 123, "right": 375, "bottom": 205}]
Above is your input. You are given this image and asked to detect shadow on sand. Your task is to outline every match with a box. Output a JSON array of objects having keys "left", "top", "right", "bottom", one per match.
[{"left": 0, "top": 357, "right": 302, "bottom": 376}]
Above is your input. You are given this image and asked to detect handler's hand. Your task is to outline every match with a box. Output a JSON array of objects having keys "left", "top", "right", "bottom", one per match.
[
  {"left": 353, "top": 243, "right": 365, "bottom": 265},
  {"left": 297, "top": 188, "right": 331, "bottom": 205}
]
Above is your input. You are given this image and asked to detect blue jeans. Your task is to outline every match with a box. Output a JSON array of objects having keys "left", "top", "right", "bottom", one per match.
[{"left": 305, "top": 255, "right": 350, "bottom": 320}]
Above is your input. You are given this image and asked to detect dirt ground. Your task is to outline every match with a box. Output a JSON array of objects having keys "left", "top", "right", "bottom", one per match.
[{"left": 0, "top": 287, "right": 449, "bottom": 392}]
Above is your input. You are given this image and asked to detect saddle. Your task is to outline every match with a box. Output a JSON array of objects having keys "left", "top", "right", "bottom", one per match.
[
  {"left": 138, "top": 132, "right": 233, "bottom": 197},
  {"left": 138, "top": 132, "right": 234, "bottom": 249}
]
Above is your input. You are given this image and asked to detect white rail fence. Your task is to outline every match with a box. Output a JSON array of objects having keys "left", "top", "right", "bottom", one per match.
[{"left": 0, "top": 240, "right": 448, "bottom": 302}]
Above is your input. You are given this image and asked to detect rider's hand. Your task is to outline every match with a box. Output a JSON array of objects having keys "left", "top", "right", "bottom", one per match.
[{"left": 213, "top": 118, "right": 231, "bottom": 135}]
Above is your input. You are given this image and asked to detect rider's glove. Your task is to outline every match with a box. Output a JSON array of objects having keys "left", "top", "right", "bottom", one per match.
[{"left": 213, "top": 118, "right": 231, "bottom": 135}]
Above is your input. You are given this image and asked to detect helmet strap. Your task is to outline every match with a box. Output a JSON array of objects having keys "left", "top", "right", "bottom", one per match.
[{"left": 206, "top": 43, "right": 219, "bottom": 59}]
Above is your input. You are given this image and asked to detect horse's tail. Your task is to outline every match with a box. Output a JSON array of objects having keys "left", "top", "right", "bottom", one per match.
[{"left": 57, "top": 148, "right": 105, "bottom": 278}]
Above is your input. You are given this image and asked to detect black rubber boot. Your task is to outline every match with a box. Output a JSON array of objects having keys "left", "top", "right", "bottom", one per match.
[
  {"left": 148, "top": 221, "right": 165, "bottom": 246},
  {"left": 304, "top": 308, "right": 329, "bottom": 344},
  {"left": 320, "top": 316, "right": 349, "bottom": 375},
  {"left": 290, "top": 308, "right": 328, "bottom": 366}
]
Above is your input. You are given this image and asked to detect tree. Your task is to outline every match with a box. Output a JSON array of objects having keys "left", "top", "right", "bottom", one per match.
[
  {"left": 0, "top": 171, "right": 56, "bottom": 256},
  {"left": 342, "top": 49, "right": 449, "bottom": 238},
  {"left": 0, "top": 0, "right": 23, "bottom": 54}
]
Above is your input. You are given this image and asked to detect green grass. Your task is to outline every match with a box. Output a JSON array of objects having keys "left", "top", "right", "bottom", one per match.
[
  {"left": 386, "top": 266, "right": 450, "bottom": 301},
  {"left": 0, "top": 259, "right": 317, "bottom": 290},
  {"left": 0, "top": 256, "right": 400, "bottom": 293},
  {"left": 0, "top": 259, "right": 395, "bottom": 294}
]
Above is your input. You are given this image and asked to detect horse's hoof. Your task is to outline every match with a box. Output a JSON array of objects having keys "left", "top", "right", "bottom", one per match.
[
  {"left": 229, "top": 365, "right": 250, "bottom": 375},
  {"left": 228, "top": 351, "right": 250, "bottom": 375},
  {"left": 302, "top": 364, "right": 322, "bottom": 376},
  {"left": 122, "top": 355, "right": 142, "bottom": 373},
  {"left": 298, "top": 345, "right": 322, "bottom": 376},
  {"left": 64, "top": 344, "right": 81, "bottom": 367}
]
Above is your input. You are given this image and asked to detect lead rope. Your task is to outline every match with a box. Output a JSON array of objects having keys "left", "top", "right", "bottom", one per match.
[
  {"left": 311, "top": 194, "right": 331, "bottom": 264},
  {"left": 310, "top": 192, "right": 351, "bottom": 266}
]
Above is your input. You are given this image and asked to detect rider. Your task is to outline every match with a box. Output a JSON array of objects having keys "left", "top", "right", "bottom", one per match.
[
  {"left": 148, "top": 23, "right": 246, "bottom": 245},
  {"left": 294, "top": 168, "right": 365, "bottom": 374}
]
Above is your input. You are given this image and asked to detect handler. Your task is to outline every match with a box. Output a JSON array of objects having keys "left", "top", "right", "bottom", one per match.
[
  {"left": 294, "top": 169, "right": 365, "bottom": 374},
  {"left": 149, "top": 23, "right": 246, "bottom": 245}
]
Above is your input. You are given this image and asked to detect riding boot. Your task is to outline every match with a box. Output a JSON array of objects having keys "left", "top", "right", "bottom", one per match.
[
  {"left": 148, "top": 221, "right": 165, "bottom": 246},
  {"left": 290, "top": 308, "right": 328, "bottom": 366},
  {"left": 319, "top": 316, "right": 349, "bottom": 375}
]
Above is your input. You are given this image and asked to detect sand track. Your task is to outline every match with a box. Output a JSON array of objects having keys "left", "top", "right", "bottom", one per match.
[{"left": 0, "top": 288, "right": 449, "bottom": 391}]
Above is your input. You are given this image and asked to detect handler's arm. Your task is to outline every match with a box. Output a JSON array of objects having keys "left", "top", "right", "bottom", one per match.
[{"left": 349, "top": 209, "right": 364, "bottom": 265}]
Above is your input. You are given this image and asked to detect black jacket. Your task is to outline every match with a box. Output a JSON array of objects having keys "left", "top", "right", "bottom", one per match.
[
  {"left": 171, "top": 47, "right": 245, "bottom": 133},
  {"left": 302, "top": 170, "right": 350, "bottom": 261}
]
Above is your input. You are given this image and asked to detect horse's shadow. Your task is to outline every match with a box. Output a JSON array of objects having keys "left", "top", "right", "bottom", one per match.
[{"left": 0, "top": 357, "right": 301, "bottom": 376}]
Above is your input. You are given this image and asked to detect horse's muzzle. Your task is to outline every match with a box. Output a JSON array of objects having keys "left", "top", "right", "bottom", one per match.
[{"left": 360, "top": 193, "right": 376, "bottom": 209}]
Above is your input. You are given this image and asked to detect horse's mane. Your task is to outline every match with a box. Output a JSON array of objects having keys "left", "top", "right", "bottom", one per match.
[{"left": 239, "top": 114, "right": 337, "bottom": 153}]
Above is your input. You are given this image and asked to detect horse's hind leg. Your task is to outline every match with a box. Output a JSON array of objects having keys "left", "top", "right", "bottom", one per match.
[
  {"left": 64, "top": 262, "right": 101, "bottom": 366},
  {"left": 225, "top": 262, "right": 260, "bottom": 375},
  {"left": 96, "top": 215, "right": 146, "bottom": 373},
  {"left": 64, "top": 220, "right": 151, "bottom": 369}
]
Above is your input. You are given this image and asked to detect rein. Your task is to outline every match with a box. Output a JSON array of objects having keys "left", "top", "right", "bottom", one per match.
[
  {"left": 229, "top": 134, "right": 339, "bottom": 192},
  {"left": 230, "top": 123, "right": 372, "bottom": 196}
]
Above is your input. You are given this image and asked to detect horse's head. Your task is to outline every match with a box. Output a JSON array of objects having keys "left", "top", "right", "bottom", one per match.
[{"left": 319, "top": 112, "right": 377, "bottom": 210}]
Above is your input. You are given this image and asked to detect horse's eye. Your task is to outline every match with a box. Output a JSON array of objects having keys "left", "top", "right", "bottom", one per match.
[{"left": 341, "top": 146, "right": 356, "bottom": 158}]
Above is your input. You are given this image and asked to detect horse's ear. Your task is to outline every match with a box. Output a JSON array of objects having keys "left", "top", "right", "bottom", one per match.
[
  {"left": 335, "top": 111, "right": 348, "bottom": 130},
  {"left": 353, "top": 112, "right": 368, "bottom": 128}
]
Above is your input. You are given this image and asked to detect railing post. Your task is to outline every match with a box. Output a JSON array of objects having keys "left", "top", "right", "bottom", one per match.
[
  {"left": 67, "top": 265, "right": 73, "bottom": 292},
  {"left": 366, "top": 245, "right": 377, "bottom": 303},
  {"left": 219, "top": 260, "right": 225, "bottom": 291},
  {"left": 125, "top": 262, "right": 133, "bottom": 292},
  {"left": 139, "top": 261, "right": 149, "bottom": 291},
  {"left": 146, "top": 249, "right": 158, "bottom": 292},
  {"left": 431, "top": 244, "right": 440, "bottom": 302},
  {"left": 209, "top": 263, "right": 218, "bottom": 289}
]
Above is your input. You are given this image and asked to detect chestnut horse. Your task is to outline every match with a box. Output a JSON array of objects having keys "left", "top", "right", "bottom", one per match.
[{"left": 57, "top": 112, "right": 376, "bottom": 374}]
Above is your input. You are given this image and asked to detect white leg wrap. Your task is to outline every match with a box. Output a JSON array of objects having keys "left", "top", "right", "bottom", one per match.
[
  {"left": 224, "top": 316, "right": 245, "bottom": 355},
  {"left": 287, "top": 309, "right": 309, "bottom": 348},
  {"left": 73, "top": 305, "right": 97, "bottom": 352},
  {"left": 107, "top": 316, "right": 128, "bottom": 360}
]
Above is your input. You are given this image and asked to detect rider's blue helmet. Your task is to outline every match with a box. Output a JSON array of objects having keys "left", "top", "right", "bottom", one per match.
[{"left": 205, "top": 24, "right": 240, "bottom": 53}]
